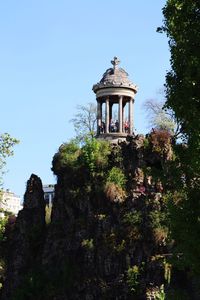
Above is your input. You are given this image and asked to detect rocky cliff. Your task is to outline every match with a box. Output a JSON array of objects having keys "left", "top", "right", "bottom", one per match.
[
  {"left": 1, "top": 133, "right": 179, "bottom": 300},
  {"left": 1, "top": 174, "right": 46, "bottom": 300}
]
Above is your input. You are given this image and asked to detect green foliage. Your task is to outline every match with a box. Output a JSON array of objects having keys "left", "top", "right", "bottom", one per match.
[
  {"left": 0, "top": 132, "right": 19, "bottom": 290},
  {"left": 127, "top": 265, "right": 140, "bottom": 293},
  {"left": 149, "top": 210, "right": 168, "bottom": 229},
  {"left": 52, "top": 138, "right": 111, "bottom": 187},
  {"left": 104, "top": 167, "right": 127, "bottom": 203},
  {"left": 167, "top": 188, "right": 200, "bottom": 274},
  {"left": 97, "top": 214, "right": 106, "bottom": 220},
  {"left": 154, "top": 284, "right": 166, "bottom": 300},
  {"left": 80, "top": 138, "right": 110, "bottom": 175},
  {"left": 106, "top": 167, "right": 126, "bottom": 189},
  {"left": 160, "top": 1, "right": 200, "bottom": 141},
  {"left": 0, "top": 133, "right": 19, "bottom": 188},
  {"left": 81, "top": 238, "right": 94, "bottom": 250},
  {"left": 149, "top": 210, "right": 169, "bottom": 246},
  {"left": 143, "top": 137, "right": 150, "bottom": 149},
  {"left": 102, "top": 231, "right": 126, "bottom": 253},
  {"left": 114, "top": 239, "right": 126, "bottom": 253},
  {"left": 160, "top": 1, "right": 200, "bottom": 275},
  {"left": 108, "top": 144, "right": 123, "bottom": 167},
  {"left": 0, "top": 216, "right": 8, "bottom": 242},
  {"left": 0, "top": 215, "right": 9, "bottom": 290},
  {"left": 0, "top": 133, "right": 19, "bottom": 160},
  {"left": 122, "top": 211, "right": 142, "bottom": 226},
  {"left": 56, "top": 141, "right": 80, "bottom": 169}
]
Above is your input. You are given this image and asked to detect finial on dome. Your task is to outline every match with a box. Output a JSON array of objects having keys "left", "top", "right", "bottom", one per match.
[{"left": 111, "top": 56, "right": 120, "bottom": 71}]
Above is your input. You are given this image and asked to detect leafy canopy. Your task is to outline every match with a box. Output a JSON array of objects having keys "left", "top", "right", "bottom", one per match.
[
  {"left": 0, "top": 133, "right": 19, "bottom": 189},
  {"left": 70, "top": 103, "right": 97, "bottom": 143},
  {"left": 160, "top": 0, "right": 200, "bottom": 274},
  {"left": 143, "top": 99, "right": 177, "bottom": 135},
  {"left": 159, "top": 0, "right": 200, "bottom": 141},
  {"left": 80, "top": 137, "right": 111, "bottom": 175}
]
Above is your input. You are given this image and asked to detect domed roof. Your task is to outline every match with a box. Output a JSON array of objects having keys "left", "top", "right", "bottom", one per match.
[{"left": 93, "top": 57, "right": 137, "bottom": 93}]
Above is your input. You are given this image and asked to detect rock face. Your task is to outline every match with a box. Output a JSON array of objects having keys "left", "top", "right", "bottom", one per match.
[
  {"left": 1, "top": 174, "right": 46, "bottom": 300},
  {"left": 1, "top": 135, "right": 174, "bottom": 300}
]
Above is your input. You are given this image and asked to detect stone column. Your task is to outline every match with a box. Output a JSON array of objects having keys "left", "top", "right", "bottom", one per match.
[
  {"left": 105, "top": 96, "right": 110, "bottom": 133},
  {"left": 129, "top": 97, "right": 133, "bottom": 134},
  {"left": 109, "top": 102, "right": 113, "bottom": 123},
  {"left": 97, "top": 99, "right": 101, "bottom": 135},
  {"left": 118, "top": 95, "right": 123, "bottom": 133},
  {"left": 122, "top": 102, "right": 126, "bottom": 132}
]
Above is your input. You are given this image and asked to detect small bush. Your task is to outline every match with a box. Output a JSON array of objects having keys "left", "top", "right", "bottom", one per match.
[
  {"left": 52, "top": 141, "right": 80, "bottom": 173},
  {"left": 149, "top": 211, "right": 167, "bottom": 229},
  {"left": 96, "top": 214, "right": 106, "bottom": 221},
  {"left": 59, "top": 141, "right": 80, "bottom": 166},
  {"left": 114, "top": 239, "right": 126, "bottom": 252},
  {"left": 127, "top": 265, "right": 140, "bottom": 292},
  {"left": 0, "top": 215, "right": 8, "bottom": 242},
  {"left": 81, "top": 238, "right": 94, "bottom": 250},
  {"left": 155, "top": 284, "right": 166, "bottom": 300},
  {"left": 106, "top": 167, "right": 126, "bottom": 189},
  {"left": 122, "top": 211, "right": 142, "bottom": 226},
  {"left": 143, "top": 137, "right": 150, "bottom": 149},
  {"left": 80, "top": 138, "right": 111, "bottom": 174}
]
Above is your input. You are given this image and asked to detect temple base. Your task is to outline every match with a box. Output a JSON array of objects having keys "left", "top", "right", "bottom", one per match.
[{"left": 96, "top": 133, "right": 128, "bottom": 144}]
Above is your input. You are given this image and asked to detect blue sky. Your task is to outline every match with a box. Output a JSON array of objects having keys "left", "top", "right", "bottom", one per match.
[{"left": 0, "top": 0, "right": 170, "bottom": 200}]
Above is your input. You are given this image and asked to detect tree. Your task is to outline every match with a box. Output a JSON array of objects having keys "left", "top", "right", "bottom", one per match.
[
  {"left": 159, "top": 0, "right": 200, "bottom": 274},
  {"left": 159, "top": 0, "right": 200, "bottom": 142},
  {"left": 143, "top": 99, "right": 180, "bottom": 136},
  {"left": 0, "top": 133, "right": 19, "bottom": 288},
  {"left": 70, "top": 102, "right": 97, "bottom": 143},
  {"left": 0, "top": 133, "right": 19, "bottom": 190}
]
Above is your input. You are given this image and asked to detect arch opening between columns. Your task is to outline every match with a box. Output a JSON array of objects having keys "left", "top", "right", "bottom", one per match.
[{"left": 97, "top": 96, "right": 134, "bottom": 135}]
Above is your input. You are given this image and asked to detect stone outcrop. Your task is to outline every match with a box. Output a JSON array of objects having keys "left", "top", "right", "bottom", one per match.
[
  {"left": 1, "top": 135, "right": 176, "bottom": 299},
  {"left": 1, "top": 174, "right": 46, "bottom": 300}
]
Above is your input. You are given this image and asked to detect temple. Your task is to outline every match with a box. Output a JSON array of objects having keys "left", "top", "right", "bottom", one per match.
[{"left": 93, "top": 57, "right": 138, "bottom": 142}]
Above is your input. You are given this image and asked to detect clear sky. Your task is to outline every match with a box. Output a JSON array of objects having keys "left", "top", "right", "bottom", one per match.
[{"left": 0, "top": 0, "right": 170, "bottom": 200}]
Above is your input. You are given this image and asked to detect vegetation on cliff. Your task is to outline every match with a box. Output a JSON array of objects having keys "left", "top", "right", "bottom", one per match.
[
  {"left": 1, "top": 125, "right": 199, "bottom": 299},
  {"left": 0, "top": 133, "right": 180, "bottom": 299}
]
